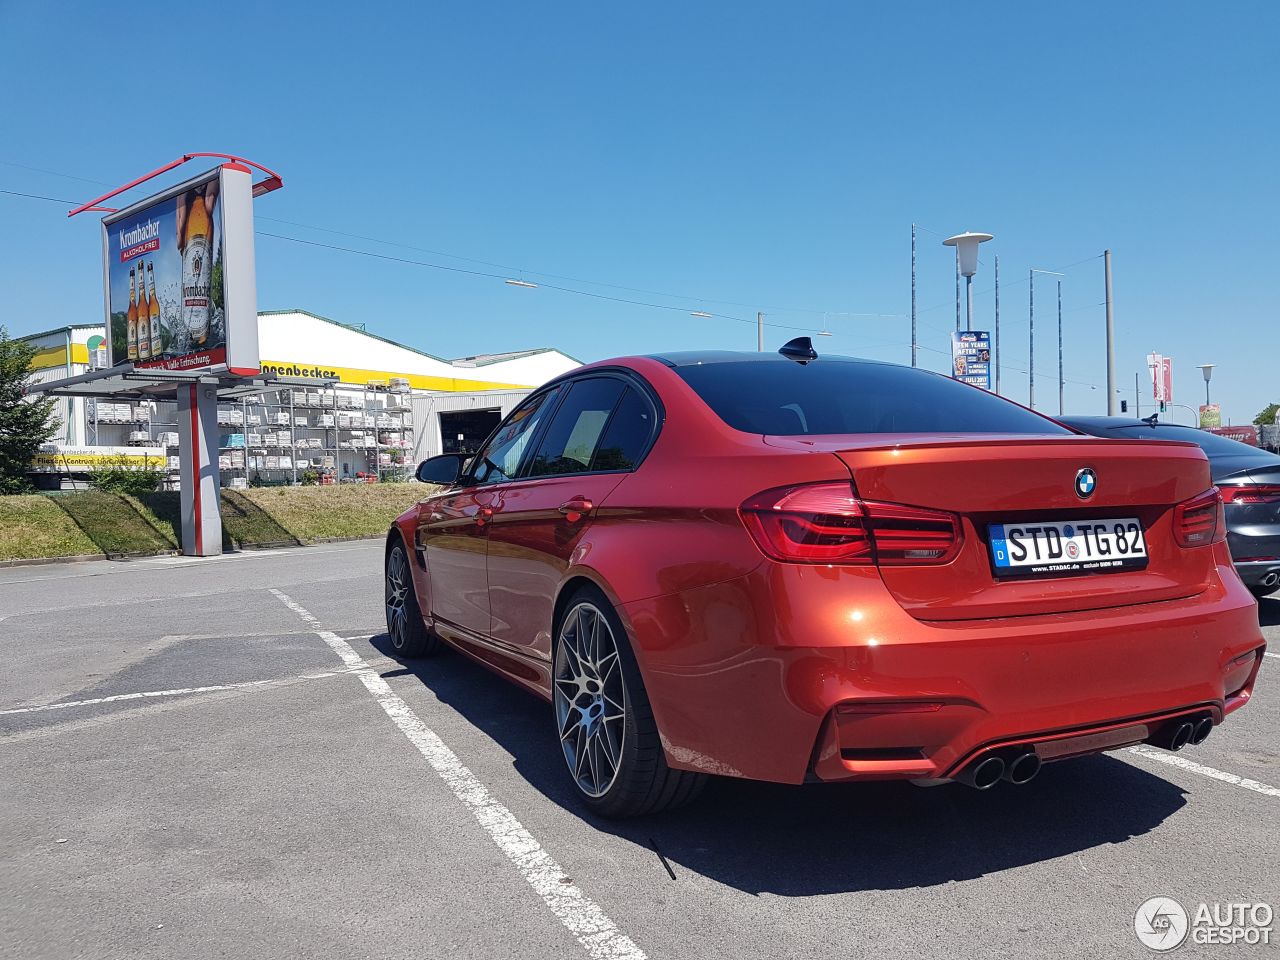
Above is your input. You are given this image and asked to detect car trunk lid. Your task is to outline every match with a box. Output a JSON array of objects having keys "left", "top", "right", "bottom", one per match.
[{"left": 765, "top": 433, "right": 1216, "bottom": 620}]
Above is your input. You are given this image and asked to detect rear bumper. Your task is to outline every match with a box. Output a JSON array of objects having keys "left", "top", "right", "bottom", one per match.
[
  {"left": 622, "top": 553, "right": 1265, "bottom": 784},
  {"left": 1227, "top": 526, "right": 1280, "bottom": 585},
  {"left": 1232, "top": 558, "right": 1280, "bottom": 589}
]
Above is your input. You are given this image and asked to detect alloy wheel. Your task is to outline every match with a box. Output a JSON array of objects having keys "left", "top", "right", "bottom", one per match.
[
  {"left": 385, "top": 547, "right": 410, "bottom": 650},
  {"left": 554, "top": 602, "right": 627, "bottom": 798}
]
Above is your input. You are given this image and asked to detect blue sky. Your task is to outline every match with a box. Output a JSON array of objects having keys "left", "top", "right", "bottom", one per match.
[{"left": 1, "top": 2, "right": 1276, "bottom": 424}]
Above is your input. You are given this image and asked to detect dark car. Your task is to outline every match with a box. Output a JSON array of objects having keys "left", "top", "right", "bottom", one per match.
[{"left": 1060, "top": 416, "right": 1280, "bottom": 598}]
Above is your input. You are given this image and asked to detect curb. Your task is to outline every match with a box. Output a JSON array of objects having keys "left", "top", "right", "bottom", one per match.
[
  {"left": 0, "top": 553, "right": 107, "bottom": 569},
  {"left": 0, "top": 536, "right": 384, "bottom": 568}
]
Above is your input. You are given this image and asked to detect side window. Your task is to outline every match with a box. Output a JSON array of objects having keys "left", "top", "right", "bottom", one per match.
[
  {"left": 527, "top": 378, "right": 626, "bottom": 478},
  {"left": 591, "top": 386, "right": 654, "bottom": 471},
  {"left": 470, "top": 387, "right": 560, "bottom": 486}
]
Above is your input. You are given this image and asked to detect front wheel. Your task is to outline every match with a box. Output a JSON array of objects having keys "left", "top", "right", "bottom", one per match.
[
  {"left": 385, "top": 540, "right": 440, "bottom": 658},
  {"left": 552, "top": 586, "right": 706, "bottom": 817}
]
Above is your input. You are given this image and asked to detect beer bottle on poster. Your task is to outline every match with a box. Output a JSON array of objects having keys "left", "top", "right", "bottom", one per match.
[
  {"left": 136, "top": 261, "right": 151, "bottom": 361},
  {"left": 126, "top": 267, "right": 138, "bottom": 362},
  {"left": 183, "top": 188, "right": 212, "bottom": 348},
  {"left": 147, "top": 262, "right": 162, "bottom": 358}
]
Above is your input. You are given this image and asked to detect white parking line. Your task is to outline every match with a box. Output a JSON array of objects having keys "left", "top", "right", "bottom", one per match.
[
  {"left": 1263, "top": 651, "right": 1278, "bottom": 660},
  {"left": 1127, "top": 746, "right": 1280, "bottom": 799},
  {"left": 269, "top": 588, "right": 646, "bottom": 960},
  {"left": 0, "top": 668, "right": 358, "bottom": 716}
]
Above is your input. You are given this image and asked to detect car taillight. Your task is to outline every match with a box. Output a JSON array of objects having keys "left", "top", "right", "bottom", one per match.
[
  {"left": 1220, "top": 485, "right": 1280, "bottom": 505},
  {"left": 1173, "top": 487, "right": 1226, "bottom": 547},
  {"left": 740, "top": 482, "right": 962, "bottom": 565}
]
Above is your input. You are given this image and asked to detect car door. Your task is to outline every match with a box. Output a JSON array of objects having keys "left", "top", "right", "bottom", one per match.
[
  {"left": 418, "top": 387, "right": 561, "bottom": 637},
  {"left": 486, "top": 376, "right": 660, "bottom": 660}
]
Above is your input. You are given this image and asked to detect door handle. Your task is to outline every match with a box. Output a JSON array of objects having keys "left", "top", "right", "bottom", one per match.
[{"left": 558, "top": 497, "right": 593, "bottom": 522}]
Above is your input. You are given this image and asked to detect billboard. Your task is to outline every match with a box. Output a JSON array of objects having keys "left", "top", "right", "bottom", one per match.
[
  {"left": 1199, "top": 403, "right": 1222, "bottom": 429},
  {"left": 101, "top": 165, "right": 259, "bottom": 374},
  {"left": 951, "top": 330, "right": 992, "bottom": 390}
]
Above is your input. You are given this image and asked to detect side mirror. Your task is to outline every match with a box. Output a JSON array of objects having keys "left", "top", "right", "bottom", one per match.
[{"left": 415, "top": 454, "right": 468, "bottom": 486}]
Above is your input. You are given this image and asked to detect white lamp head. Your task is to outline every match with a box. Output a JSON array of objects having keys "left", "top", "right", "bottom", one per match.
[
  {"left": 943, "top": 231, "right": 994, "bottom": 278},
  {"left": 1197, "top": 363, "right": 1215, "bottom": 383}
]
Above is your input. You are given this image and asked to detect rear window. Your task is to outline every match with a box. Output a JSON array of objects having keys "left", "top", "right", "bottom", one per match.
[{"left": 673, "top": 359, "right": 1070, "bottom": 436}]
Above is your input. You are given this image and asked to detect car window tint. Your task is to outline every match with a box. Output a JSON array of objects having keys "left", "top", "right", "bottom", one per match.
[
  {"left": 591, "top": 386, "right": 653, "bottom": 471},
  {"left": 527, "top": 378, "right": 627, "bottom": 477},
  {"left": 674, "top": 359, "right": 1071, "bottom": 435},
  {"left": 470, "top": 387, "right": 560, "bottom": 485}
]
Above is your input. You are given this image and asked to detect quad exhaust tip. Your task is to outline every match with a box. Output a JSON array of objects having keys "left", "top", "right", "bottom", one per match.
[
  {"left": 955, "top": 755, "right": 1005, "bottom": 790},
  {"left": 1189, "top": 716, "right": 1214, "bottom": 745},
  {"left": 1003, "top": 751, "right": 1043, "bottom": 785}
]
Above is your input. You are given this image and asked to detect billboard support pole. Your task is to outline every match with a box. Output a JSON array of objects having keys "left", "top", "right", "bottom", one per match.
[{"left": 177, "top": 381, "right": 222, "bottom": 556}]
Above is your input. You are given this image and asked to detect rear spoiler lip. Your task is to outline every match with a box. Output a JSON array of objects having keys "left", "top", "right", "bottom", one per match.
[{"left": 760, "top": 433, "right": 1208, "bottom": 454}]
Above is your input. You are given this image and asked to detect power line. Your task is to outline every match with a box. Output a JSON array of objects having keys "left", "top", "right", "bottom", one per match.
[
  {"left": 1, "top": 157, "right": 903, "bottom": 321},
  {"left": 0, "top": 188, "right": 82, "bottom": 204}
]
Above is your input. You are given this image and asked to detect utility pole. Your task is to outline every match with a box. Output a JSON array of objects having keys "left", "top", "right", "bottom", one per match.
[
  {"left": 1029, "top": 269, "right": 1035, "bottom": 409},
  {"left": 1135, "top": 371, "right": 1141, "bottom": 418},
  {"left": 1105, "top": 249, "right": 1116, "bottom": 414},
  {"left": 994, "top": 255, "right": 1001, "bottom": 395},
  {"left": 1058, "top": 280, "right": 1064, "bottom": 415},
  {"left": 911, "top": 225, "right": 921, "bottom": 368},
  {"left": 955, "top": 252, "right": 961, "bottom": 332},
  {"left": 757, "top": 312, "right": 764, "bottom": 352}
]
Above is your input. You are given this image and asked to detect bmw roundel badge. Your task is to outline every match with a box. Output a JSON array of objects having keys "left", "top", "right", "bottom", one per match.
[{"left": 1074, "top": 467, "right": 1097, "bottom": 499}]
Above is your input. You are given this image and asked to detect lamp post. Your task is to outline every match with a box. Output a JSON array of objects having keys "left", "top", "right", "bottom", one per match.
[
  {"left": 943, "top": 232, "right": 994, "bottom": 333},
  {"left": 1197, "top": 363, "right": 1215, "bottom": 406}
]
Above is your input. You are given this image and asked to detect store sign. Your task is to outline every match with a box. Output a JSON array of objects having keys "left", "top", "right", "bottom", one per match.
[
  {"left": 1199, "top": 403, "right": 1222, "bottom": 429},
  {"left": 1147, "top": 352, "right": 1173, "bottom": 403},
  {"left": 951, "top": 330, "right": 992, "bottom": 390},
  {"left": 30, "top": 445, "right": 166, "bottom": 474},
  {"left": 101, "top": 166, "right": 259, "bottom": 375}
]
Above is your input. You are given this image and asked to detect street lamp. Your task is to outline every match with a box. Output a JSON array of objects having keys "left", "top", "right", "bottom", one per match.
[
  {"left": 1197, "top": 363, "right": 1215, "bottom": 405},
  {"left": 943, "top": 232, "right": 994, "bottom": 332}
]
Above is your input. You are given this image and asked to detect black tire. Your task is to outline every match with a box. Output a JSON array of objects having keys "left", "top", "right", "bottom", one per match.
[
  {"left": 1249, "top": 583, "right": 1279, "bottom": 600},
  {"left": 552, "top": 584, "right": 706, "bottom": 818},
  {"left": 385, "top": 540, "right": 440, "bottom": 658}
]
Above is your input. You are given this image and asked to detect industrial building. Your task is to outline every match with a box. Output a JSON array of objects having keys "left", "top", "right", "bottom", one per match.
[{"left": 22, "top": 310, "right": 579, "bottom": 487}]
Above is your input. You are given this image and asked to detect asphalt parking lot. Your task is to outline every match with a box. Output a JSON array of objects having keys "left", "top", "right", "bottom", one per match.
[{"left": 2, "top": 539, "right": 1276, "bottom": 959}]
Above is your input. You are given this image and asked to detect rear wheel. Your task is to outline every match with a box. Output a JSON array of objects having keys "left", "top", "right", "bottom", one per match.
[
  {"left": 385, "top": 540, "right": 440, "bottom": 658},
  {"left": 552, "top": 585, "right": 706, "bottom": 817},
  {"left": 1249, "top": 583, "right": 1279, "bottom": 600}
]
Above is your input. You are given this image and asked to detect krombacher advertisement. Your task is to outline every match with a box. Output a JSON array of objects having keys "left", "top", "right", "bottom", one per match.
[{"left": 101, "top": 165, "right": 260, "bottom": 374}]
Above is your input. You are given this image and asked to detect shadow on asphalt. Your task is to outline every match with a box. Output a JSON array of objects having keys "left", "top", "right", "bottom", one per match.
[
  {"left": 369, "top": 632, "right": 1189, "bottom": 895},
  {"left": 1258, "top": 596, "right": 1280, "bottom": 627}
]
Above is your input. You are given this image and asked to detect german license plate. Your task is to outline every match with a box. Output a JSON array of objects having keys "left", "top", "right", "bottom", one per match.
[{"left": 989, "top": 518, "right": 1148, "bottom": 577}]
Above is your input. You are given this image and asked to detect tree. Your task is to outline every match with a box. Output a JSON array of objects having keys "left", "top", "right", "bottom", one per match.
[
  {"left": 1254, "top": 403, "right": 1280, "bottom": 427},
  {"left": 0, "top": 326, "right": 58, "bottom": 494}
]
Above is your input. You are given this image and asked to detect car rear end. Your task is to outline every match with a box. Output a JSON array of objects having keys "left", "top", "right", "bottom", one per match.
[
  {"left": 615, "top": 355, "right": 1267, "bottom": 789},
  {"left": 1218, "top": 462, "right": 1280, "bottom": 595}
]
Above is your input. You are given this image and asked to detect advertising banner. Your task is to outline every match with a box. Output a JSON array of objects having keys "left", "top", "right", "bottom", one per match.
[
  {"left": 1199, "top": 403, "right": 1222, "bottom": 429},
  {"left": 1147, "top": 352, "right": 1173, "bottom": 403},
  {"left": 101, "top": 166, "right": 259, "bottom": 374},
  {"left": 1208, "top": 425, "right": 1258, "bottom": 446},
  {"left": 950, "top": 330, "right": 992, "bottom": 390}
]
